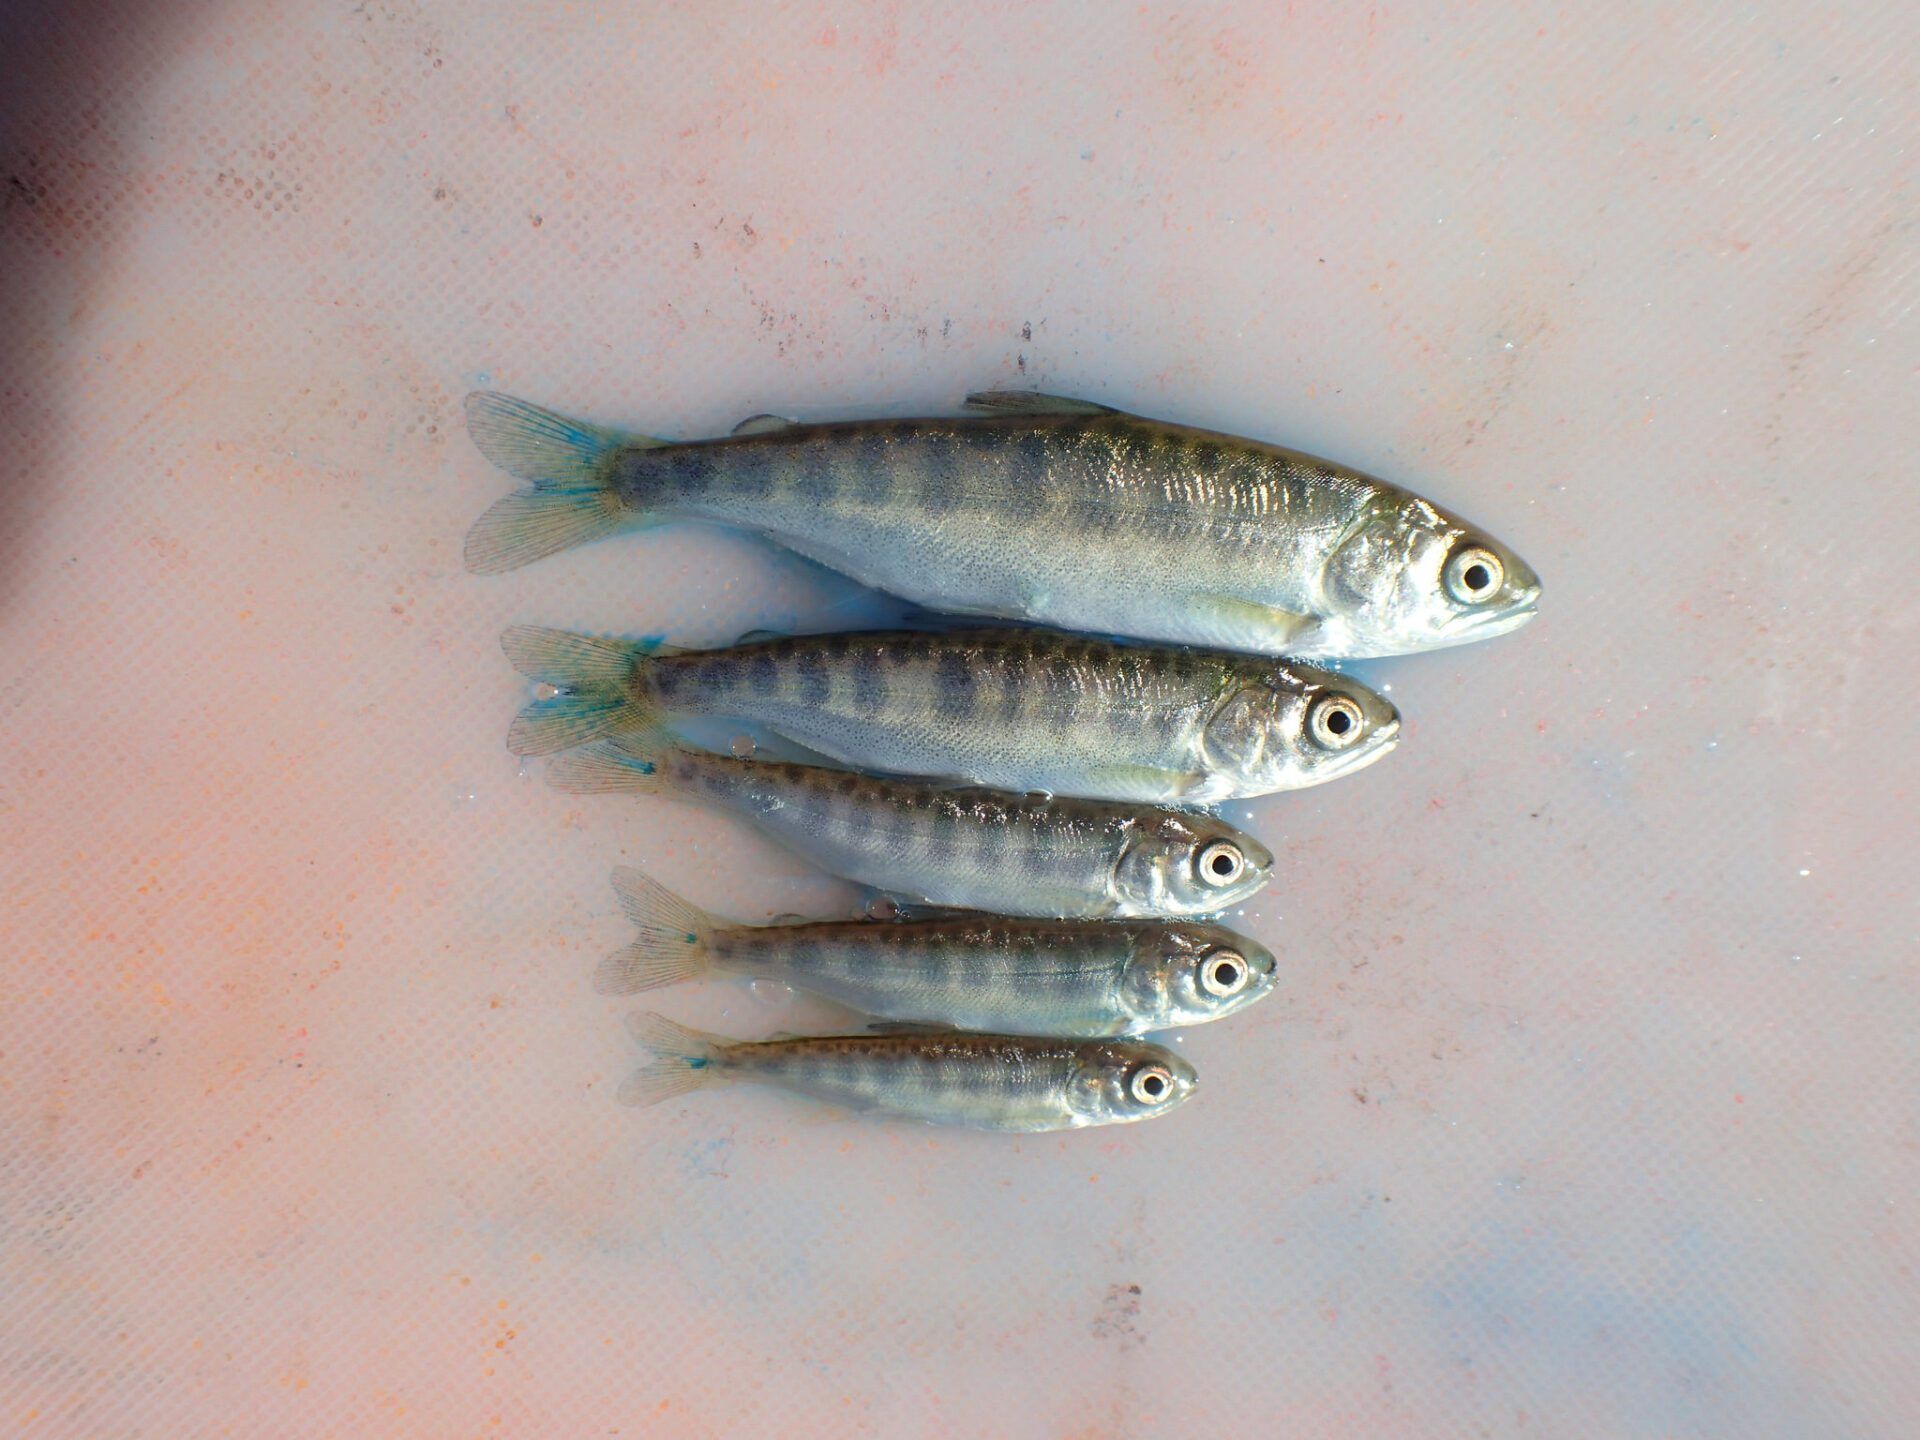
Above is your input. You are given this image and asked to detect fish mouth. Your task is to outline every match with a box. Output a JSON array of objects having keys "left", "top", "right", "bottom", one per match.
[
  {"left": 1213, "top": 865, "right": 1273, "bottom": 911},
  {"left": 1453, "top": 585, "right": 1540, "bottom": 641},
  {"left": 1312, "top": 713, "right": 1401, "bottom": 783}
]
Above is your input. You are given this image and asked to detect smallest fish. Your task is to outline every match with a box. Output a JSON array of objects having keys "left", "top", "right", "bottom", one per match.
[
  {"left": 621, "top": 1011, "right": 1198, "bottom": 1131},
  {"left": 599, "top": 867, "right": 1280, "bottom": 1036}
]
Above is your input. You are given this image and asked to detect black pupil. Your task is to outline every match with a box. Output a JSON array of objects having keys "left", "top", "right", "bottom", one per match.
[
  {"left": 1210, "top": 851, "right": 1235, "bottom": 876},
  {"left": 1326, "top": 707, "right": 1353, "bottom": 735},
  {"left": 1464, "top": 563, "right": 1492, "bottom": 592},
  {"left": 1141, "top": 1074, "right": 1164, "bottom": 1096},
  {"left": 1214, "top": 961, "right": 1239, "bottom": 985}
]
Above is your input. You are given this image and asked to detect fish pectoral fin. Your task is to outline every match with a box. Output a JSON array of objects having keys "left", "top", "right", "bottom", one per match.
[
  {"left": 869, "top": 893, "right": 983, "bottom": 922},
  {"left": 1189, "top": 594, "right": 1320, "bottom": 651},
  {"left": 963, "top": 390, "right": 1117, "bottom": 417},
  {"left": 1078, "top": 763, "right": 1203, "bottom": 803},
  {"left": 731, "top": 413, "right": 798, "bottom": 436},
  {"left": 864, "top": 1020, "right": 960, "bottom": 1036}
]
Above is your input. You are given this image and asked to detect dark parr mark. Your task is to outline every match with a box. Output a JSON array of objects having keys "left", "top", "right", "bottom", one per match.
[
  {"left": 935, "top": 651, "right": 976, "bottom": 721},
  {"left": 794, "top": 653, "right": 830, "bottom": 708},
  {"left": 853, "top": 651, "right": 887, "bottom": 715},
  {"left": 854, "top": 430, "right": 894, "bottom": 505},
  {"left": 666, "top": 447, "right": 717, "bottom": 499}
]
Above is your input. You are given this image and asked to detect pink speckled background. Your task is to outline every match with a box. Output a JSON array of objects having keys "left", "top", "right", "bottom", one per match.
[{"left": 3, "top": 3, "right": 1915, "bottom": 1436}]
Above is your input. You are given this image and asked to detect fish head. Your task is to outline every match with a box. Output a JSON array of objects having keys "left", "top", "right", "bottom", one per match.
[
  {"left": 1119, "top": 923, "right": 1280, "bottom": 1028},
  {"left": 1202, "top": 669, "right": 1401, "bottom": 792},
  {"left": 1068, "top": 1039, "right": 1199, "bottom": 1125},
  {"left": 1113, "top": 812, "right": 1274, "bottom": 915},
  {"left": 1317, "top": 495, "right": 1541, "bottom": 656}
]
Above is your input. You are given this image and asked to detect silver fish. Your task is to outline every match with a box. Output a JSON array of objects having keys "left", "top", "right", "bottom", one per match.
[
  {"left": 621, "top": 1011, "right": 1198, "bottom": 1131},
  {"left": 463, "top": 389, "right": 1540, "bottom": 658},
  {"left": 599, "top": 867, "right": 1279, "bottom": 1036},
  {"left": 502, "top": 623, "right": 1400, "bottom": 803},
  {"left": 545, "top": 735, "right": 1273, "bottom": 919}
]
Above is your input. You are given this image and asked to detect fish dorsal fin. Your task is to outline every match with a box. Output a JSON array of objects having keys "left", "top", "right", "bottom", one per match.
[
  {"left": 963, "top": 390, "right": 1116, "bottom": 417},
  {"left": 732, "top": 413, "right": 797, "bottom": 436},
  {"left": 865, "top": 1020, "right": 959, "bottom": 1035}
]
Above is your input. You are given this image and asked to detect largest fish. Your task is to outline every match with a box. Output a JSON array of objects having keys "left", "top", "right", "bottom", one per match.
[{"left": 463, "top": 388, "right": 1541, "bottom": 658}]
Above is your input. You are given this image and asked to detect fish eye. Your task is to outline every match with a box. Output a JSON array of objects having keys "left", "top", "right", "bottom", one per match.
[
  {"left": 1444, "top": 545, "right": 1505, "bottom": 605},
  {"left": 1195, "top": 840, "right": 1245, "bottom": 887},
  {"left": 1129, "top": 1064, "right": 1174, "bottom": 1104},
  {"left": 1307, "top": 693, "right": 1365, "bottom": 750},
  {"left": 1198, "top": 949, "right": 1248, "bottom": 998}
]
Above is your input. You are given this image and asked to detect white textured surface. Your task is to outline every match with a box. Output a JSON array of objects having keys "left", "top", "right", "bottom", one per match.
[{"left": 2, "top": 3, "right": 1915, "bottom": 1436}]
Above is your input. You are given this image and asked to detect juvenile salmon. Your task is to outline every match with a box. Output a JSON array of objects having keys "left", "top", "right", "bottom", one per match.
[
  {"left": 463, "top": 389, "right": 1540, "bottom": 658},
  {"left": 502, "top": 623, "right": 1400, "bottom": 803},
  {"left": 546, "top": 733, "right": 1273, "bottom": 919},
  {"left": 621, "top": 1011, "right": 1198, "bottom": 1131},
  {"left": 599, "top": 867, "right": 1279, "bottom": 1035}
]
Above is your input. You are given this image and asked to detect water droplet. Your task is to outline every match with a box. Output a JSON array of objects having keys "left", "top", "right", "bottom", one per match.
[
  {"left": 865, "top": 896, "right": 901, "bottom": 921},
  {"left": 729, "top": 734, "right": 756, "bottom": 759},
  {"left": 747, "top": 977, "right": 793, "bottom": 1006}
]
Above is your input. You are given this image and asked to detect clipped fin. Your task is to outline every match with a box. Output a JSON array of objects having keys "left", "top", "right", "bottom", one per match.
[
  {"left": 595, "top": 869, "right": 716, "bottom": 995},
  {"left": 864, "top": 1020, "right": 959, "bottom": 1035},
  {"left": 544, "top": 737, "right": 669, "bottom": 796},
  {"left": 963, "top": 390, "right": 1116, "bottom": 417},
  {"left": 463, "top": 392, "right": 659, "bottom": 574},
  {"left": 731, "top": 413, "right": 797, "bottom": 436},
  {"left": 730, "top": 628, "right": 790, "bottom": 646},
  {"left": 500, "top": 626, "right": 668, "bottom": 756}
]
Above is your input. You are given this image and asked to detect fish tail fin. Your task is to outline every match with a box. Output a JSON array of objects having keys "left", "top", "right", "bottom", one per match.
[
  {"left": 596, "top": 868, "right": 716, "bottom": 995},
  {"left": 543, "top": 736, "right": 674, "bottom": 797},
  {"left": 501, "top": 625, "right": 677, "bottom": 756},
  {"left": 463, "top": 392, "right": 664, "bottom": 574},
  {"left": 618, "top": 1010, "right": 730, "bottom": 1107}
]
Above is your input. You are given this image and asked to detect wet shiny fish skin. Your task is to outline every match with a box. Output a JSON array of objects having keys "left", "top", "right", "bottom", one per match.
[
  {"left": 501, "top": 623, "right": 1401, "bottom": 802},
  {"left": 544, "top": 734, "right": 1274, "bottom": 919},
  {"left": 622, "top": 1011, "right": 1198, "bottom": 1131},
  {"left": 600, "top": 867, "right": 1280, "bottom": 1036},
  {"left": 464, "top": 389, "right": 1541, "bottom": 658}
]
